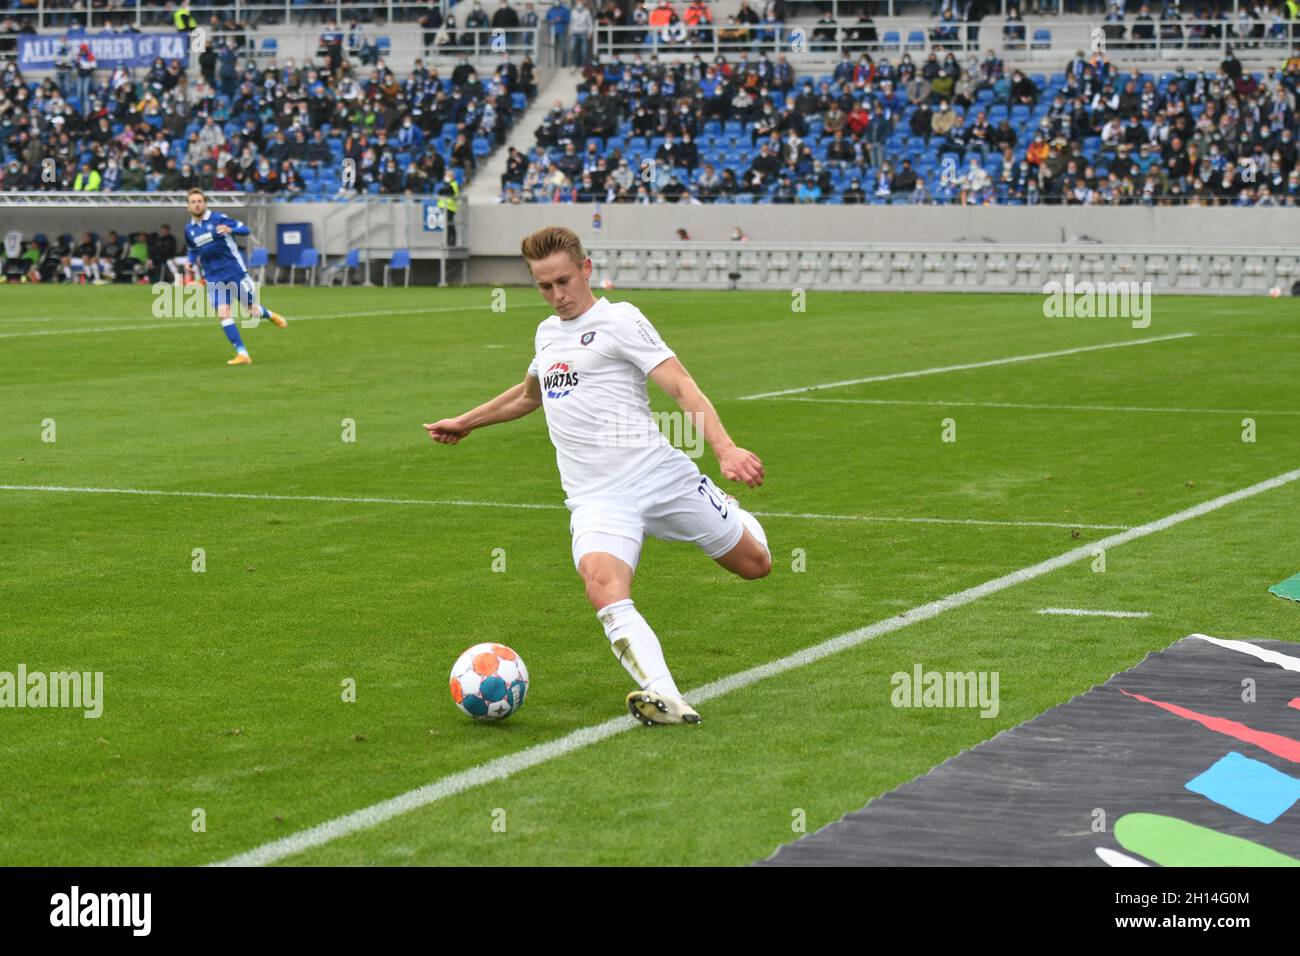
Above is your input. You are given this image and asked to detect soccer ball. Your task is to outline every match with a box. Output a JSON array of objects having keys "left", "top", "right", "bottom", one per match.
[
  {"left": 450, "top": 643, "right": 529, "bottom": 720},
  {"left": 1269, "top": 287, "right": 1282, "bottom": 298},
  {"left": 601, "top": 277, "right": 614, "bottom": 289}
]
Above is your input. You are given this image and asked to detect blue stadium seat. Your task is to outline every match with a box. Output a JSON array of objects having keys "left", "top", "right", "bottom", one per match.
[
  {"left": 882, "top": 31, "right": 900, "bottom": 51},
  {"left": 1032, "top": 29, "right": 1051, "bottom": 49},
  {"left": 248, "top": 247, "right": 269, "bottom": 282},
  {"left": 376, "top": 37, "right": 392, "bottom": 56},
  {"left": 289, "top": 248, "right": 318, "bottom": 286},
  {"left": 907, "top": 31, "right": 925, "bottom": 49},
  {"left": 384, "top": 249, "right": 410, "bottom": 288}
]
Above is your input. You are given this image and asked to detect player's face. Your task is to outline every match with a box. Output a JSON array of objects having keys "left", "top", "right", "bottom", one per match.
[
  {"left": 529, "top": 252, "right": 594, "bottom": 320},
  {"left": 187, "top": 194, "right": 206, "bottom": 218}
]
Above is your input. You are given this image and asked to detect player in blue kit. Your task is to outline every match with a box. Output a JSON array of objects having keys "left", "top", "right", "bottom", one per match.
[{"left": 183, "top": 188, "right": 287, "bottom": 365}]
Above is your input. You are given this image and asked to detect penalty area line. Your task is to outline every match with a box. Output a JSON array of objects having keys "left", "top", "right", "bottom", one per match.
[
  {"left": 738, "top": 333, "right": 1196, "bottom": 400},
  {"left": 0, "top": 484, "right": 1128, "bottom": 531},
  {"left": 0, "top": 305, "right": 487, "bottom": 339},
  {"left": 765, "top": 397, "right": 1300, "bottom": 418},
  {"left": 1038, "top": 608, "right": 1152, "bottom": 618},
  {"left": 211, "top": 462, "right": 1300, "bottom": 866}
]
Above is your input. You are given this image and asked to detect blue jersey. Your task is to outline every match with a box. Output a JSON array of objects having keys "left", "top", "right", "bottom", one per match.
[{"left": 185, "top": 210, "right": 250, "bottom": 282}]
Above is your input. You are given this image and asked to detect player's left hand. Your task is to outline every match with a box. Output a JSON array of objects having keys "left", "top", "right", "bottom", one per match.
[
  {"left": 215, "top": 225, "right": 231, "bottom": 235},
  {"left": 719, "top": 446, "right": 764, "bottom": 488}
]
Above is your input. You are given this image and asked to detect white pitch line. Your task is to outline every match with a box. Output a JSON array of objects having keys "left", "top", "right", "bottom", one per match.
[
  {"left": 0, "top": 306, "right": 488, "bottom": 340},
  {"left": 738, "top": 333, "right": 1197, "bottom": 400},
  {"left": 1038, "top": 608, "right": 1152, "bottom": 619},
  {"left": 1096, "top": 847, "right": 1151, "bottom": 867},
  {"left": 213, "top": 462, "right": 1300, "bottom": 867},
  {"left": 751, "top": 509, "right": 1128, "bottom": 530},
  {"left": 1191, "top": 634, "right": 1300, "bottom": 673},
  {"left": 0, "top": 484, "right": 566, "bottom": 513},
  {"left": 0, "top": 321, "right": 216, "bottom": 339},
  {"left": 0, "top": 484, "right": 1128, "bottom": 531},
  {"left": 768, "top": 397, "right": 1300, "bottom": 417}
]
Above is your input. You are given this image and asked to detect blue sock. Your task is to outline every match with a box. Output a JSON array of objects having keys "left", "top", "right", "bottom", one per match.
[{"left": 221, "top": 318, "right": 248, "bottom": 354}]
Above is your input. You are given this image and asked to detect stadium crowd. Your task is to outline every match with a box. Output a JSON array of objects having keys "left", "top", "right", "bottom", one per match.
[
  {"left": 502, "top": 38, "right": 1300, "bottom": 205},
  {"left": 0, "top": 10, "right": 538, "bottom": 198}
]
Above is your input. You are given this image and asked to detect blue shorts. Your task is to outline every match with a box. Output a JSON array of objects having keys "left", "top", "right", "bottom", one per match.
[{"left": 207, "top": 273, "right": 258, "bottom": 313}]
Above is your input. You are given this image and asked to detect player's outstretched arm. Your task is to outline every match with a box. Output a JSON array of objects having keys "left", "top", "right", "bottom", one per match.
[
  {"left": 216, "top": 214, "right": 251, "bottom": 236},
  {"left": 649, "top": 357, "right": 764, "bottom": 488},
  {"left": 423, "top": 374, "right": 542, "bottom": 444}
]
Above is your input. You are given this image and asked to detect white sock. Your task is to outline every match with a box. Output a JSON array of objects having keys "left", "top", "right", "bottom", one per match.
[
  {"left": 597, "top": 598, "right": 680, "bottom": 698},
  {"left": 735, "top": 503, "right": 769, "bottom": 556}
]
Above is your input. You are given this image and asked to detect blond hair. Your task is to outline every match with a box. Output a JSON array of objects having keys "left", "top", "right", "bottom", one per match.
[{"left": 520, "top": 226, "right": 586, "bottom": 270}]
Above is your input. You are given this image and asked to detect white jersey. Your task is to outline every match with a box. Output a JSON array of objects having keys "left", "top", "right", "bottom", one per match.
[{"left": 526, "top": 296, "right": 683, "bottom": 498}]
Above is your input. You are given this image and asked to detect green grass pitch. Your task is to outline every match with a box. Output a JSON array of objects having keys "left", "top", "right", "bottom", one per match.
[{"left": 1, "top": 284, "right": 1297, "bottom": 865}]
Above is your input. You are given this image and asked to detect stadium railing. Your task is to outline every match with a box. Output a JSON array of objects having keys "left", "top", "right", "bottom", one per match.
[
  {"left": 193, "top": 27, "right": 542, "bottom": 67},
  {"left": 4, "top": 26, "right": 543, "bottom": 72},
  {"left": 779, "top": 0, "right": 1300, "bottom": 14},
  {"left": 587, "top": 20, "right": 1298, "bottom": 64},
  {"left": 5, "top": 1, "right": 475, "bottom": 31}
]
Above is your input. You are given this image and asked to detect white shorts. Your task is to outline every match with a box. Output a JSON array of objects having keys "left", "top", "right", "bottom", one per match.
[{"left": 567, "top": 451, "right": 744, "bottom": 571}]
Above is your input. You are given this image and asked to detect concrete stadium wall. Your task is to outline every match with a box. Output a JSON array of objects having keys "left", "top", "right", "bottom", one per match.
[
  {"left": 4, "top": 202, "right": 1296, "bottom": 287},
  {"left": 460, "top": 204, "right": 1300, "bottom": 285}
]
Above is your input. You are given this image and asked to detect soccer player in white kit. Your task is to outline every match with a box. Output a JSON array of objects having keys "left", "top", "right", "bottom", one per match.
[{"left": 423, "top": 226, "right": 771, "bottom": 725}]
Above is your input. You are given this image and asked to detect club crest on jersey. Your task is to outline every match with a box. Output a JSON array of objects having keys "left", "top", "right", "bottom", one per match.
[
  {"left": 543, "top": 360, "right": 579, "bottom": 399},
  {"left": 580, "top": 331, "right": 596, "bottom": 346}
]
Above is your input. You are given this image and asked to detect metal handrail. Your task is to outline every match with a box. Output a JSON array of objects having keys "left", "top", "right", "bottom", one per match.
[
  {"left": 0, "top": 190, "right": 249, "bottom": 205},
  {"left": 4, "top": 1, "right": 474, "bottom": 32},
  {"left": 584, "top": 20, "right": 1298, "bottom": 63}
]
